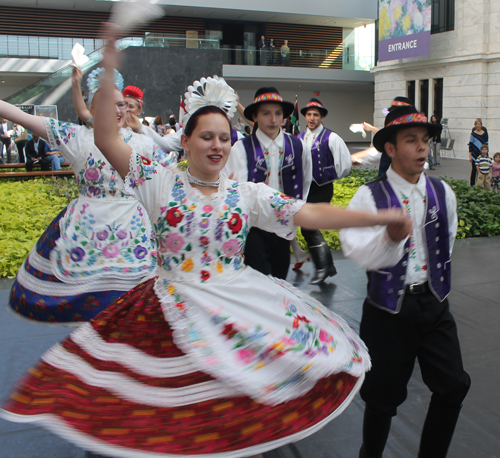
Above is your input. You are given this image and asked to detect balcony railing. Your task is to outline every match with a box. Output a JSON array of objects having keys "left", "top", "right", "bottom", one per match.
[{"left": 0, "top": 33, "right": 374, "bottom": 71}]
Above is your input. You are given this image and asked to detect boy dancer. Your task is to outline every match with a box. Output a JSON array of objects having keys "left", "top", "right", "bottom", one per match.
[
  {"left": 227, "top": 87, "right": 312, "bottom": 279},
  {"left": 340, "top": 104, "right": 470, "bottom": 458},
  {"left": 298, "top": 98, "right": 351, "bottom": 284}
]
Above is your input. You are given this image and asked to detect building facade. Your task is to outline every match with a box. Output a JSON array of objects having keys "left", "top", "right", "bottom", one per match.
[{"left": 373, "top": 0, "right": 500, "bottom": 159}]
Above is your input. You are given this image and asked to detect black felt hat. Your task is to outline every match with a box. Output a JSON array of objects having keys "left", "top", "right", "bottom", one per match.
[
  {"left": 300, "top": 98, "right": 328, "bottom": 117},
  {"left": 373, "top": 105, "right": 441, "bottom": 153},
  {"left": 243, "top": 87, "right": 295, "bottom": 120}
]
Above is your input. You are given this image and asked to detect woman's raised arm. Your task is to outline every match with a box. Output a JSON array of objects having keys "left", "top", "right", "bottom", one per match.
[
  {"left": 93, "top": 23, "right": 132, "bottom": 178},
  {"left": 0, "top": 102, "right": 46, "bottom": 139}
]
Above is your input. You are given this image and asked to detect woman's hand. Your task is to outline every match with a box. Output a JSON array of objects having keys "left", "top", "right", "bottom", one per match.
[
  {"left": 72, "top": 68, "right": 82, "bottom": 86},
  {"left": 382, "top": 209, "right": 412, "bottom": 242},
  {"left": 125, "top": 112, "right": 143, "bottom": 133},
  {"left": 100, "top": 22, "right": 123, "bottom": 71}
]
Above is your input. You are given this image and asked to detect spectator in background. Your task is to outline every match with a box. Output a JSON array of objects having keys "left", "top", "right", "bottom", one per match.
[
  {"left": 469, "top": 118, "right": 488, "bottom": 187},
  {"left": 430, "top": 115, "right": 443, "bottom": 167},
  {"left": 243, "top": 125, "right": 251, "bottom": 137},
  {"left": 281, "top": 40, "right": 291, "bottom": 66},
  {"left": 491, "top": 152, "right": 500, "bottom": 192},
  {"left": 168, "top": 116, "right": 177, "bottom": 132},
  {"left": 258, "top": 35, "right": 267, "bottom": 65},
  {"left": 0, "top": 117, "right": 14, "bottom": 163},
  {"left": 169, "top": 115, "right": 180, "bottom": 132},
  {"left": 14, "top": 123, "right": 28, "bottom": 164},
  {"left": 269, "top": 38, "right": 276, "bottom": 65},
  {"left": 152, "top": 116, "right": 167, "bottom": 136},
  {"left": 235, "top": 117, "right": 245, "bottom": 132},
  {"left": 25, "top": 133, "right": 50, "bottom": 171},
  {"left": 142, "top": 119, "right": 150, "bottom": 127},
  {"left": 45, "top": 144, "right": 66, "bottom": 171},
  {"left": 475, "top": 144, "right": 492, "bottom": 190}
]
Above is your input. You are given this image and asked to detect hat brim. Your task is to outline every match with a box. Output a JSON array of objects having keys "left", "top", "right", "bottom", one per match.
[
  {"left": 244, "top": 100, "right": 295, "bottom": 121},
  {"left": 300, "top": 106, "right": 328, "bottom": 117},
  {"left": 373, "top": 123, "right": 441, "bottom": 153}
]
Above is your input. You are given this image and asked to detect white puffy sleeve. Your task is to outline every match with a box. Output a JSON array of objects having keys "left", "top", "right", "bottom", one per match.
[
  {"left": 339, "top": 185, "right": 407, "bottom": 269},
  {"left": 125, "top": 151, "right": 175, "bottom": 216},
  {"left": 328, "top": 132, "right": 352, "bottom": 178},
  {"left": 226, "top": 140, "right": 249, "bottom": 182},
  {"left": 42, "top": 117, "right": 84, "bottom": 165},
  {"left": 241, "top": 181, "right": 306, "bottom": 240}
]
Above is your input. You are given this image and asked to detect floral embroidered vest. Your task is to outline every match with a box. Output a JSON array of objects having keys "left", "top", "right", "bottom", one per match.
[
  {"left": 298, "top": 128, "right": 337, "bottom": 185},
  {"left": 366, "top": 174, "right": 451, "bottom": 313},
  {"left": 242, "top": 132, "right": 304, "bottom": 199}
]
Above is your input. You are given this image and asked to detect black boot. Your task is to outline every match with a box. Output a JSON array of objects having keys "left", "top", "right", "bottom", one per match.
[{"left": 309, "top": 242, "right": 337, "bottom": 285}]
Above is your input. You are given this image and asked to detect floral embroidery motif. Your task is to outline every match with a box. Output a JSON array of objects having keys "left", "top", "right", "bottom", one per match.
[
  {"left": 56, "top": 203, "right": 156, "bottom": 279},
  {"left": 269, "top": 192, "right": 296, "bottom": 226},
  {"left": 400, "top": 192, "right": 427, "bottom": 272}
]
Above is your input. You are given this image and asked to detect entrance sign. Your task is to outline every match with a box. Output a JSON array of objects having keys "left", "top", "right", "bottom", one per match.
[{"left": 378, "top": 0, "right": 431, "bottom": 62}]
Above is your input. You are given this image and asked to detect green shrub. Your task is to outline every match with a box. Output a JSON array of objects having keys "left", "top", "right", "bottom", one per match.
[
  {"left": 297, "top": 169, "right": 378, "bottom": 251},
  {"left": 442, "top": 177, "right": 500, "bottom": 238},
  {"left": 0, "top": 179, "right": 72, "bottom": 277}
]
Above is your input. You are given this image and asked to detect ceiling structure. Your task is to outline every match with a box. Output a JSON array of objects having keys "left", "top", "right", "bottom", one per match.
[{"left": 0, "top": 0, "right": 374, "bottom": 29}]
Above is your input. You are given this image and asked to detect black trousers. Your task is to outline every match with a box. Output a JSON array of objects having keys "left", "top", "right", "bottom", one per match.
[
  {"left": 359, "top": 292, "right": 470, "bottom": 457},
  {"left": 301, "top": 181, "right": 333, "bottom": 245},
  {"left": 244, "top": 227, "right": 290, "bottom": 279},
  {"left": 470, "top": 159, "right": 477, "bottom": 186}
]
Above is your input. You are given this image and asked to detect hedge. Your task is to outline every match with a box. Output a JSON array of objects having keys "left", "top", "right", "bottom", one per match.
[{"left": 1, "top": 170, "right": 499, "bottom": 277}]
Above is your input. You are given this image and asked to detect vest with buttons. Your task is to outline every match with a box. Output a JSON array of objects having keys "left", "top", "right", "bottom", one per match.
[
  {"left": 299, "top": 128, "right": 337, "bottom": 185},
  {"left": 366, "top": 174, "right": 451, "bottom": 313},
  {"left": 242, "top": 132, "right": 304, "bottom": 199}
]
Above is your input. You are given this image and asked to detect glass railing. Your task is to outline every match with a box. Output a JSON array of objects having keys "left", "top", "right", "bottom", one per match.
[{"left": 3, "top": 35, "right": 374, "bottom": 105}]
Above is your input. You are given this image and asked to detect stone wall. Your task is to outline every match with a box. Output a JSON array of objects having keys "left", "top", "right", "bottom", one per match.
[
  {"left": 372, "top": 0, "right": 500, "bottom": 159},
  {"left": 30, "top": 47, "right": 223, "bottom": 124}
]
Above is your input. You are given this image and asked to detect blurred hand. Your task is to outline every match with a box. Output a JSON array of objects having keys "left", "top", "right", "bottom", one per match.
[
  {"left": 383, "top": 209, "right": 412, "bottom": 243},
  {"left": 125, "top": 112, "right": 142, "bottom": 132},
  {"left": 72, "top": 67, "right": 82, "bottom": 86}
]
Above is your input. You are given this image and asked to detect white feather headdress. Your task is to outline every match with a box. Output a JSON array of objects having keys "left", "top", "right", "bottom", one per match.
[{"left": 184, "top": 76, "right": 238, "bottom": 120}]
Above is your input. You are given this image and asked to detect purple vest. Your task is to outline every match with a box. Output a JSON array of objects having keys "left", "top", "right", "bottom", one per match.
[
  {"left": 366, "top": 175, "right": 451, "bottom": 314},
  {"left": 231, "top": 129, "right": 239, "bottom": 146},
  {"left": 242, "top": 132, "right": 304, "bottom": 199},
  {"left": 299, "top": 128, "right": 337, "bottom": 185}
]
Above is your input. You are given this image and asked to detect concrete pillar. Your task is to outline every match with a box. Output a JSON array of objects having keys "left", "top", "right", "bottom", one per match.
[
  {"left": 428, "top": 78, "right": 435, "bottom": 119},
  {"left": 415, "top": 79, "right": 421, "bottom": 111}
]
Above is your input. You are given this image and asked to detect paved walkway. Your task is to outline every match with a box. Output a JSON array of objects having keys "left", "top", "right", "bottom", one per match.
[{"left": 1, "top": 158, "right": 498, "bottom": 457}]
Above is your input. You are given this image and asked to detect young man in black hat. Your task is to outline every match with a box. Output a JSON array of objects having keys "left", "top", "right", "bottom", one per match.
[
  {"left": 340, "top": 104, "right": 470, "bottom": 458},
  {"left": 226, "top": 87, "right": 312, "bottom": 279},
  {"left": 297, "top": 98, "right": 351, "bottom": 284}
]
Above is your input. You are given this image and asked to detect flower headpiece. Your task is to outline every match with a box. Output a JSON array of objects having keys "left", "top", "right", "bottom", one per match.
[
  {"left": 123, "top": 85, "right": 144, "bottom": 107},
  {"left": 87, "top": 67, "right": 125, "bottom": 106},
  {"left": 184, "top": 76, "right": 238, "bottom": 120}
]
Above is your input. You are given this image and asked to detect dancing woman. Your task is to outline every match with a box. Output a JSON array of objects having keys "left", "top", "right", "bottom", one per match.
[
  {"left": 1, "top": 68, "right": 174, "bottom": 324},
  {"left": 1, "top": 27, "right": 411, "bottom": 458}
]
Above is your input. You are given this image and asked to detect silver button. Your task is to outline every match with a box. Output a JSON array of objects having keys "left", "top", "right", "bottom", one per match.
[
  {"left": 436, "top": 249, "right": 440, "bottom": 255},
  {"left": 435, "top": 223, "right": 440, "bottom": 228},
  {"left": 405, "top": 247, "right": 410, "bottom": 253},
  {"left": 296, "top": 194, "right": 300, "bottom": 198},
  {"left": 437, "top": 263, "right": 442, "bottom": 268},
  {"left": 252, "top": 178, "right": 256, "bottom": 182},
  {"left": 292, "top": 166, "right": 295, "bottom": 170},
  {"left": 440, "top": 276, "right": 444, "bottom": 281},
  {"left": 398, "top": 289, "right": 404, "bottom": 295},
  {"left": 292, "top": 175, "right": 296, "bottom": 179},
  {"left": 400, "top": 275, "right": 405, "bottom": 280},
  {"left": 402, "top": 261, "right": 408, "bottom": 266},
  {"left": 435, "top": 237, "right": 440, "bottom": 242},
  {"left": 254, "top": 168, "right": 257, "bottom": 172},
  {"left": 294, "top": 184, "right": 298, "bottom": 189}
]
